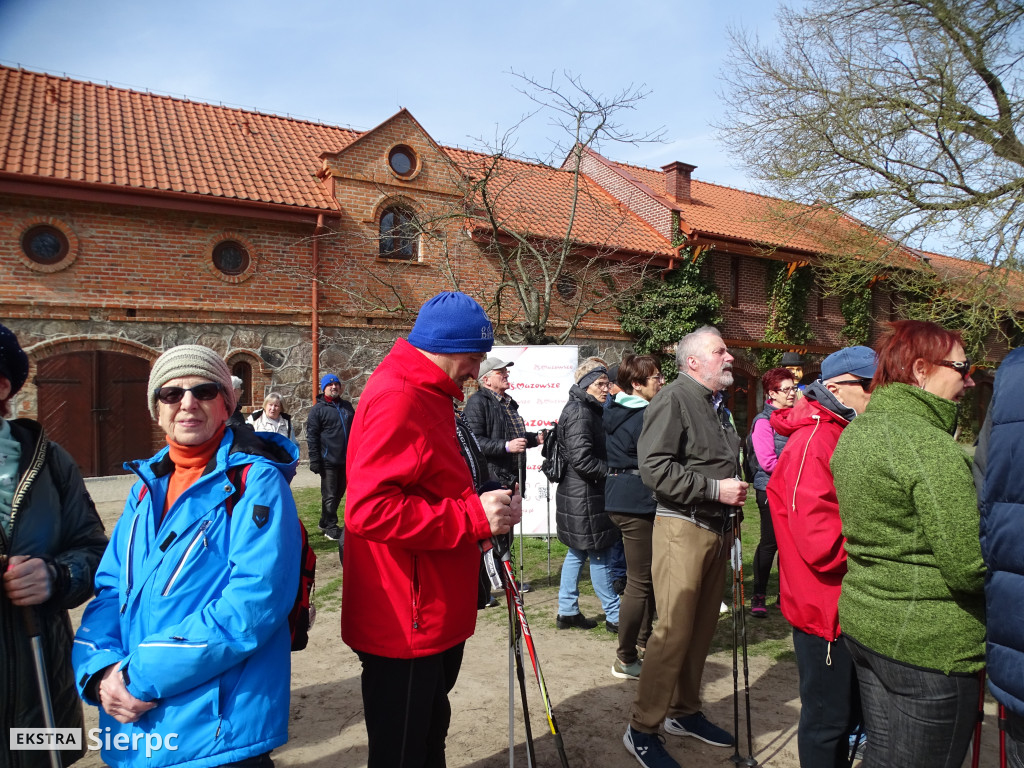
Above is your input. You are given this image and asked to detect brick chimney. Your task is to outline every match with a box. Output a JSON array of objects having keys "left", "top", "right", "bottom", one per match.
[{"left": 661, "top": 161, "right": 697, "bottom": 202}]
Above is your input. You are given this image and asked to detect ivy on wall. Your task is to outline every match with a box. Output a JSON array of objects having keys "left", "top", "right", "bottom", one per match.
[
  {"left": 757, "top": 261, "right": 813, "bottom": 369},
  {"left": 839, "top": 287, "right": 873, "bottom": 346},
  {"left": 617, "top": 246, "right": 722, "bottom": 380}
]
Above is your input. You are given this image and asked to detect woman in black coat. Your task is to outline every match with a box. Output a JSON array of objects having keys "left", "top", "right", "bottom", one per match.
[
  {"left": 604, "top": 354, "right": 663, "bottom": 678},
  {"left": 0, "top": 325, "right": 108, "bottom": 768},
  {"left": 555, "top": 358, "right": 620, "bottom": 632}
]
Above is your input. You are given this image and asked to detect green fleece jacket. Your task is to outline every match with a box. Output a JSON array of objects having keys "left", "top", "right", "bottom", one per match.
[{"left": 831, "top": 383, "right": 985, "bottom": 674}]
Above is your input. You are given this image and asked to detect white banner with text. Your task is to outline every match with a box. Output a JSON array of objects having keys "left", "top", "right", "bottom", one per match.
[{"left": 489, "top": 344, "right": 578, "bottom": 535}]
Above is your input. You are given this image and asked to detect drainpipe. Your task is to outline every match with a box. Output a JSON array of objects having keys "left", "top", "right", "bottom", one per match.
[{"left": 311, "top": 214, "right": 324, "bottom": 402}]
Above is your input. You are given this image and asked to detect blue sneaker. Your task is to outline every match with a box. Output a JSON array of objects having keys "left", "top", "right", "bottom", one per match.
[
  {"left": 663, "top": 711, "right": 733, "bottom": 747},
  {"left": 624, "top": 726, "right": 681, "bottom": 768}
]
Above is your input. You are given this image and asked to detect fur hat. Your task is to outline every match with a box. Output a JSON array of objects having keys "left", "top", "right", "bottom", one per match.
[
  {"left": 0, "top": 324, "right": 29, "bottom": 396},
  {"left": 147, "top": 345, "right": 236, "bottom": 419},
  {"left": 407, "top": 292, "right": 494, "bottom": 354}
]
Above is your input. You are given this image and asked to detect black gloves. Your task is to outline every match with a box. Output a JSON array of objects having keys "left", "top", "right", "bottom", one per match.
[{"left": 309, "top": 459, "right": 323, "bottom": 476}]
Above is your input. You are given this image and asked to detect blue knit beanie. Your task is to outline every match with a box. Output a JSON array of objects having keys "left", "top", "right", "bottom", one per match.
[
  {"left": 320, "top": 373, "right": 341, "bottom": 392},
  {"left": 408, "top": 292, "right": 494, "bottom": 354}
]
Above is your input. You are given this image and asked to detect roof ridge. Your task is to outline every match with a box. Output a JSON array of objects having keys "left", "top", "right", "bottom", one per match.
[
  {"left": 0, "top": 62, "right": 366, "bottom": 135},
  {"left": 604, "top": 154, "right": 804, "bottom": 207}
]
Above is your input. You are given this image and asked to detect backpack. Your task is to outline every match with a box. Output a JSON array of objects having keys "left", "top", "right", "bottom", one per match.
[
  {"left": 540, "top": 422, "right": 567, "bottom": 483},
  {"left": 138, "top": 464, "right": 316, "bottom": 651}
]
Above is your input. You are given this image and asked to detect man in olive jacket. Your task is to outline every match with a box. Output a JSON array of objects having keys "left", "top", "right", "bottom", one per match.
[{"left": 624, "top": 325, "right": 748, "bottom": 768}]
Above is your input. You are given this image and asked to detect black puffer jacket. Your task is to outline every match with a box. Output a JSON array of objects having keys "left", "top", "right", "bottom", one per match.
[
  {"left": 604, "top": 397, "right": 656, "bottom": 516},
  {"left": 554, "top": 385, "right": 618, "bottom": 551},
  {"left": 462, "top": 387, "right": 539, "bottom": 487},
  {"left": 1, "top": 419, "right": 108, "bottom": 768}
]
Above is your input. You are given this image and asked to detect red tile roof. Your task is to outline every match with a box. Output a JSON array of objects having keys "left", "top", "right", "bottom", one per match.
[
  {"left": 0, "top": 66, "right": 359, "bottom": 211},
  {"left": 0, "top": 66, "right": 673, "bottom": 257},
  {"left": 446, "top": 147, "right": 674, "bottom": 257}
]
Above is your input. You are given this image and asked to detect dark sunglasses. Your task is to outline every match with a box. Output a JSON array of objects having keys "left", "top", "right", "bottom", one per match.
[
  {"left": 935, "top": 359, "right": 974, "bottom": 379},
  {"left": 155, "top": 382, "right": 223, "bottom": 405},
  {"left": 832, "top": 378, "right": 872, "bottom": 392}
]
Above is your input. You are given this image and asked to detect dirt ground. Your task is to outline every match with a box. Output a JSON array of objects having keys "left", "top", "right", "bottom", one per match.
[{"left": 69, "top": 474, "right": 1002, "bottom": 768}]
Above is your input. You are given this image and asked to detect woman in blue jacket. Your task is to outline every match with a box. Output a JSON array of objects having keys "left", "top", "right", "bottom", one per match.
[{"left": 74, "top": 345, "right": 300, "bottom": 768}]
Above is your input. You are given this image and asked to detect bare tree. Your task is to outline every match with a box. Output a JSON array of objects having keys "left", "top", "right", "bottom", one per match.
[
  {"left": 419, "top": 72, "right": 669, "bottom": 344},
  {"left": 718, "top": 0, "right": 1024, "bottom": 268}
]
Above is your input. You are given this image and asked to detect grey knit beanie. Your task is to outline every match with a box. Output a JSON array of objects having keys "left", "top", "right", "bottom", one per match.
[{"left": 147, "top": 345, "right": 236, "bottom": 419}]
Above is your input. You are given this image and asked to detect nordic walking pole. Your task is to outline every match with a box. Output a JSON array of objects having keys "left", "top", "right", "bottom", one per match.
[
  {"left": 518, "top": 454, "right": 527, "bottom": 601},
  {"left": 730, "top": 515, "right": 742, "bottom": 767},
  {"left": 24, "top": 605, "right": 62, "bottom": 768},
  {"left": 490, "top": 533, "right": 537, "bottom": 766},
  {"left": 731, "top": 512, "right": 758, "bottom": 767},
  {"left": 494, "top": 539, "right": 571, "bottom": 768}
]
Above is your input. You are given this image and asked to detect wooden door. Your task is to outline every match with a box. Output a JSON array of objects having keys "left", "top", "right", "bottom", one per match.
[{"left": 36, "top": 351, "right": 151, "bottom": 477}]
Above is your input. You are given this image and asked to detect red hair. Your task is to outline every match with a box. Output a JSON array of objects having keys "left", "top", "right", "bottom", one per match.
[
  {"left": 761, "top": 367, "right": 795, "bottom": 394},
  {"left": 872, "top": 320, "right": 964, "bottom": 389}
]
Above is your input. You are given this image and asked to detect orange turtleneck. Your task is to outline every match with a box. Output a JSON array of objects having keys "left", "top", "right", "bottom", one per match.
[{"left": 162, "top": 426, "right": 226, "bottom": 523}]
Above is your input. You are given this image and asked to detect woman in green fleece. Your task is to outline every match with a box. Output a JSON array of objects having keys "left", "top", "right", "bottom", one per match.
[{"left": 831, "top": 320, "right": 983, "bottom": 768}]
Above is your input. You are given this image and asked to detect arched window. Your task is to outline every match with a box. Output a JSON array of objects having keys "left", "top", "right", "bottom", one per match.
[{"left": 379, "top": 205, "right": 418, "bottom": 260}]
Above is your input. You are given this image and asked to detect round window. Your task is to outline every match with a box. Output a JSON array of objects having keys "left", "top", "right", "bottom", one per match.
[
  {"left": 212, "top": 240, "right": 250, "bottom": 276},
  {"left": 556, "top": 276, "right": 578, "bottom": 299},
  {"left": 21, "top": 225, "right": 69, "bottom": 265},
  {"left": 388, "top": 145, "right": 416, "bottom": 178}
]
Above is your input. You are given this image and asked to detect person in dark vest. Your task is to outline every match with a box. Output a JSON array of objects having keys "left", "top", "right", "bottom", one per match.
[
  {"left": 976, "top": 346, "right": 1024, "bottom": 767},
  {"left": 747, "top": 367, "right": 797, "bottom": 617},
  {"left": 306, "top": 374, "right": 354, "bottom": 541}
]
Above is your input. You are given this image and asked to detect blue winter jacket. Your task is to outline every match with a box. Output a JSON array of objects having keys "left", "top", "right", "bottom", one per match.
[
  {"left": 977, "top": 347, "right": 1024, "bottom": 717},
  {"left": 72, "top": 428, "right": 301, "bottom": 768}
]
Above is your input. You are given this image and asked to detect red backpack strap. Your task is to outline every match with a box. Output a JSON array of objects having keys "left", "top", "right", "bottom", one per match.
[{"left": 223, "top": 464, "right": 252, "bottom": 516}]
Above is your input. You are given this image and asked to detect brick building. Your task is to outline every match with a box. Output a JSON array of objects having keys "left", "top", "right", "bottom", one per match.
[{"left": 0, "top": 66, "right": 1006, "bottom": 475}]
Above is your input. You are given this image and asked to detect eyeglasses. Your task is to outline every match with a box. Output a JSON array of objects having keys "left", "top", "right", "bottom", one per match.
[
  {"left": 935, "top": 359, "right": 974, "bottom": 379},
  {"left": 775, "top": 386, "right": 798, "bottom": 395},
  {"left": 593, "top": 381, "right": 612, "bottom": 390},
  {"left": 832, "top": 379, "right": 872, "bottom": 392},
  {"left": 155, "top": 382, "right": 223, "bottom": 405},
  {"left": 647, "top": 375, "right": 665, "bottom": 383}
]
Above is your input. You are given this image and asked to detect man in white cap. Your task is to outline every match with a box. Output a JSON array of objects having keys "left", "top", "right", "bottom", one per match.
[
  {"left": 342, "top": 292, "right": 521, "bottom": 768},
  {"left": 463, "top": 356, "right": 544, "bottom": 489},
  {"left": 74, "top": 344, "right": 301, "bottom": 768}
]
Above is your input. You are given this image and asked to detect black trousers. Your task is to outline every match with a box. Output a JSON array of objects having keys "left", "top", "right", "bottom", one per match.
[
  {"left": 752, "top": 489, "right": 778, "bottom": 595},
  {"left": 793, "top": 628, "right": 861, "bottom": 768},
  {"left": 356, "top": 643, "right": 466, "bottom": 768},
  {"left": 319, "top": 465, "right": 346, "bottom": 529}
]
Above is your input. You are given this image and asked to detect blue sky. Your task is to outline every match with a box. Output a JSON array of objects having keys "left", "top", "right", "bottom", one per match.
[{"left": 0, "top": 0, "right": 789, "bottom": 192}]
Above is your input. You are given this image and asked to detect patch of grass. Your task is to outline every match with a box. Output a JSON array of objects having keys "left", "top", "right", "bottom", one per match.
[{"left": 293, "top": 487, "right": 344, "bottom": 558}]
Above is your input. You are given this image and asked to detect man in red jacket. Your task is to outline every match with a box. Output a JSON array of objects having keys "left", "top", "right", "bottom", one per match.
[
  {"left": 766, "top": 345, "right": 875, "bottom": 767},
  {"left": 341, "top": 291, "right": 521, "bottom": 768}
]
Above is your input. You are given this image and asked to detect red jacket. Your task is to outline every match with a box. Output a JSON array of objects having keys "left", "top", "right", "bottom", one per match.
[
  {"left": 766, "top": 387, "right": 852, "bottom": 641},
  {"left": 341, "top": 338, "right": 492, "bottom": 658}
]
